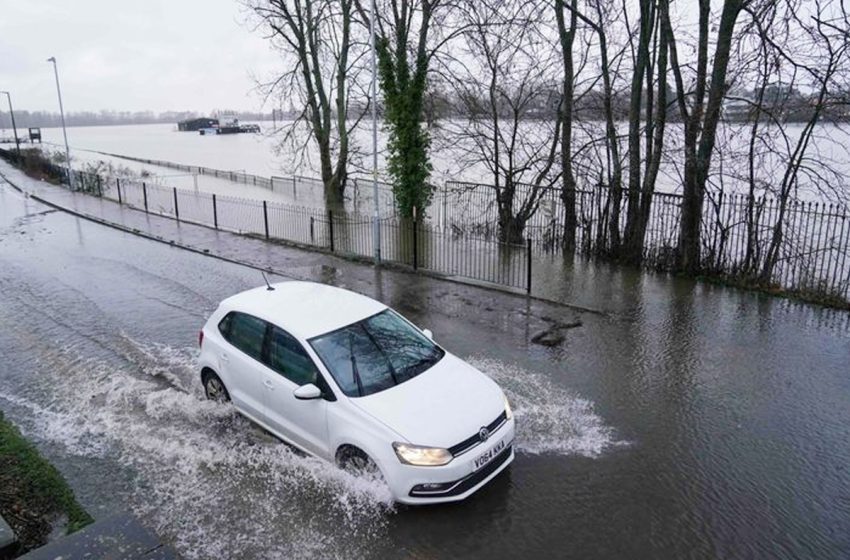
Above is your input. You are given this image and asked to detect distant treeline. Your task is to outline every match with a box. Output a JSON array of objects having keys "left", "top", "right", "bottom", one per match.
[
  {"left": 3, "top": 86, "right": 845, "bottom": 132},
  {"left": 0, "top": 109, "right": 279, "bottom": 129},
  {"left": 420, "top": 86, "right": 850, "bottom": 124}
]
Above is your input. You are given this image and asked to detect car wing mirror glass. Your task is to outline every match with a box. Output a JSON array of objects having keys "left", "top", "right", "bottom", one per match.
[
  {"left": 293, "top": 383, "right": 322, "bottom": 400},
  {"left": 422, "top": 328, "right": 433, "bottom": 340}
]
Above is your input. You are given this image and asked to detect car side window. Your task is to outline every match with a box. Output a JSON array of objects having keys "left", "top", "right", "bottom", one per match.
[
  {"left": 267, "top": 326, "right": 319, "bottom": 387},
  {"left": 224, "top": 312, "right": 267, "bottom": 361}
]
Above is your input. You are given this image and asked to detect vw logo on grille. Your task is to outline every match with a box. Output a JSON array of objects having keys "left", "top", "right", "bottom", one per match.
[{"left": 478, "top": 427, "right": 490, "bottom": 442}]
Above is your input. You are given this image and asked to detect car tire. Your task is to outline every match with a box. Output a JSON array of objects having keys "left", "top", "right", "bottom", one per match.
[
  {"left": 337, "top": 446, "right": 380, "bottom": 477},
  {"left": 203, "top": 371, "right": 230, "bottom": 403}
]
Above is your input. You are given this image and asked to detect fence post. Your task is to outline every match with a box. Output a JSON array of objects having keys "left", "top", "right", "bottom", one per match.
[
  {"left": 263, "top": 200, "right": 270, "bottom": 239},
  {"left": 173, "top": 187, "right": 180, "bottom": 221},
  {"left": 328, "top": 209, "right": 335, "bottom": 252},
  {"left": 96, "top": 174, "right": 102, "bottom": 197},
  {"left": 442, "top": 187, "right": 448, "bottom": 233},
  {"left": 212, "top": 194, "right": 218, "bottom": 229},
  {"left": 116, "top": 178, "right": 122, "bottom": 204},
  {"left": 413, "top": 206, "right": 418, "bottom": 270},
  {"left": 310, "top": 216, "right": 315, "bottom": 244},
  {"left": 142, "top": 182, "right": 148, "bottom": 213},
  {"left": 526, "top": 238, "right": 532, "bottom": 295}
]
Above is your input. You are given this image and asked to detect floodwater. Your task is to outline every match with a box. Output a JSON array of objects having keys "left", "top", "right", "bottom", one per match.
[
  {"left": 29, "top": 120, "right": 850, "bottom": 205},
  {"left": 1, "top": 181, "right": 849, "bottom": 559}
]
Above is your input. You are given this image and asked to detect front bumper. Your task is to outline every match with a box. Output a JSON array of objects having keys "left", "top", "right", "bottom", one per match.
[{"left": 389, "top": 417, "right": 516, "bottom": 505}]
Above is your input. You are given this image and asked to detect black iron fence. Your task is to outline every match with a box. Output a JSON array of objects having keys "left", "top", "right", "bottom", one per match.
[
  {"left": 443, "top": 180, "right": 850, "bottom": 305},
  {"left": 2, "top": 146, "right": 847, "bottom": 306},
  {"left": 0, "top": 148, "right": 532, "bottom": 293},
  {"left": 107, "top": 177, "right": 529, "bottom": 291}
]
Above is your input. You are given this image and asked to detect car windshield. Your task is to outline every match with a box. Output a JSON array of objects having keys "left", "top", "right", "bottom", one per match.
[{"left": 309, "top": 309, "right": 445, "bottom": 397}]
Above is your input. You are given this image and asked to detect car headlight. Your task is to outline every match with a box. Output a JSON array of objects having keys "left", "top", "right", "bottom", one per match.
[
  {"left": 504, "top": 395, "right": 513, "bottom": 420},
  {"left": 392, "top": 442, "right": 453, "bottom": 466}
]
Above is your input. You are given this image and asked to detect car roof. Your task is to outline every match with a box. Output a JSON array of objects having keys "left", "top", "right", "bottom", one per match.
[{"left": 220, "top": 281, "right": 387, "bottom": 340}]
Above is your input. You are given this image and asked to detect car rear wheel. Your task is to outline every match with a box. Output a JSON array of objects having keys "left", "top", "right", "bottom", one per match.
[{"left": 203, "top": 371, "right": 230, "bottom": 403}]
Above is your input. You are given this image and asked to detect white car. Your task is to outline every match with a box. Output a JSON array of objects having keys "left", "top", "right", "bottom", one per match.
[{"left": 198, "top": 281, "right": 515, "bottom": 504}]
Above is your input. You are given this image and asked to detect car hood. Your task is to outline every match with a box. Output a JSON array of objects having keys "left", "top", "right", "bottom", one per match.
[{"left": 351, "top": 352, "right": 506, "bottom": 448}]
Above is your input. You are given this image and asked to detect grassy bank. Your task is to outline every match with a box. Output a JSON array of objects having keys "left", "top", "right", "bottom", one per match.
[{"left": 0, "top": 410, "right": 92, "bottom": 554}]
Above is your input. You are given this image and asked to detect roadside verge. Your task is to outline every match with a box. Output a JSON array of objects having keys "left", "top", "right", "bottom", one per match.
[{"left": 0, "top": 411, "right": 93, "bottom": 556}]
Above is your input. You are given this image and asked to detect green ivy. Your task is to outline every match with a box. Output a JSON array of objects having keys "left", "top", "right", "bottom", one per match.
[{"left": 376, "top": 36, "right": 434, "bottom": 218}]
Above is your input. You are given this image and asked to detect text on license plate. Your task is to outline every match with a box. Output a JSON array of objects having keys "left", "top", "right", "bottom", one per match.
[{"left": 473, "top": 439, "right": 506, "bottom": 470}]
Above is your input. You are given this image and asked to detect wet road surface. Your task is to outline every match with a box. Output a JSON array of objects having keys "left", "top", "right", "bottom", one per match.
[{"left": 1, "top": 180, "right": 849, "bottom": 559}]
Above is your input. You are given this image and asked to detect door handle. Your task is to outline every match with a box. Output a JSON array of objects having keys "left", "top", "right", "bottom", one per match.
[
  {"left": 263, "top": 379, "right": 274, "bottom": 390},
  {"left": 220, "top": 353, "right": 229, "bottom": 363}
]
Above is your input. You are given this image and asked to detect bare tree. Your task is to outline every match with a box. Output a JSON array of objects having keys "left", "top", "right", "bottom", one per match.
[
  {"left": 667, "top": 0, "right": 750, "bottom": 273},
  {"left": 554, "top": 0, "right": 579, "bottom": 250},
  {"left": 248, "top": 0, "right": 368, "bottom": 205},
  {"left": 621, "top": 0, "right": 669, "bottom": 264},
  {"left": 752, "top": 1, "right": 850, "bottom": 282},
  {"left": 446, "top": 0, "right": 561, "bottom": 244}
]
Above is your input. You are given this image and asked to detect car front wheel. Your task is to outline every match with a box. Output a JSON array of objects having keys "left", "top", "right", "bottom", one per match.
[{"left": 338, "top": 446, "right": 380, "bottom": 477}]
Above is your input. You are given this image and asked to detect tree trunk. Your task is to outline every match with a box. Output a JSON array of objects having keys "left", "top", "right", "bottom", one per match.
[
  {"left": 623, "top": 0, "right": 654, "bottom": 263},
  {"left": 675, "top": 0, "right": 744, "bottom": 274},
  {"left": 555, "top": 0, "right": 578, "bottom": 251}
]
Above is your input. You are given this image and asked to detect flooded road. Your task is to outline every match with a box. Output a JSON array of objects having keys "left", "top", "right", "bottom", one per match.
[{"left": 1, "top": 182, "right": 849, "bottom": 559}]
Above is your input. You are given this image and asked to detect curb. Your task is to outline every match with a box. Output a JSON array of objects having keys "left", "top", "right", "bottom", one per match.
[{"left": 0, "top": 513, "right": 18, "bottom": 559}]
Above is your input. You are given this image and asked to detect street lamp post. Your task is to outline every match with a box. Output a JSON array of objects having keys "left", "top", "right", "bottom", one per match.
[
  {"left": 0, "top": 91, "right": 21, "bottom": 156},
  {"left": 369, "top": 0, "right": 381, "bottom": 263},
  {"left": 47, "top": 57, "right": 73, "bottom": 189}
]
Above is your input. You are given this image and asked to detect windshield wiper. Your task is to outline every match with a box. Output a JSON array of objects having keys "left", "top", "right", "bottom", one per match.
[
  {"left": 404, "top": 352, "right": 441, "bottom": 376},
  {"left": 349, "top": 331, "right": 365, "bottom": 397},
  {"left": 360, "top": 324, "right": 400, "bottom": 386}
]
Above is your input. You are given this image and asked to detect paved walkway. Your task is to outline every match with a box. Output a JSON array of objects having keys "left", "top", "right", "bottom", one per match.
[{"left": 20, "top": 513, "right": 179, "bottom": 560}]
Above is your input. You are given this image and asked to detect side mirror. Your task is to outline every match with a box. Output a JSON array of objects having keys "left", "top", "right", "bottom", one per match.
[
  {"left": 422, "top": 328, "right": 433, "bottom": 340},
  {"left": 293, "top": 383, "right": 322, "bottom": 400}
]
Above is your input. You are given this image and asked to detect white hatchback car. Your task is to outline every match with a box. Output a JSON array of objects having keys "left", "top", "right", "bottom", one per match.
[{"left": 198, "top": 281, "right": 515, "bottom": 504}]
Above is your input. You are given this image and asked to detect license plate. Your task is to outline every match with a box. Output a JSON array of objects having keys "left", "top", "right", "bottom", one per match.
[{"left": 473, "top": 439, "right": 506, "bottom": 470}]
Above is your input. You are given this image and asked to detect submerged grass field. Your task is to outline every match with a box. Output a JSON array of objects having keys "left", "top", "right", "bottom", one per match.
[{"left": 0, "top": 410, "right": 92, "bottom": 553}]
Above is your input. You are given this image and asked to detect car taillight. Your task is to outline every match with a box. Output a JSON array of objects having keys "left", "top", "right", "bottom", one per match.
[{"left": 198, "top": 330, "right": 204, "bottom": 348}]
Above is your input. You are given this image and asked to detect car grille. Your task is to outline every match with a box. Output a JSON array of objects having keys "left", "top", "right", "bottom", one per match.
[{"left": 448, "top": 410, "right": 508, "bottom": 457}]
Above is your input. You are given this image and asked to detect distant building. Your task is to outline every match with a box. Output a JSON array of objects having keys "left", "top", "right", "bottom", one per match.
[
  {"left": 178, "top": 117, "right": 218, "bottom": 131},
  {"left": 217, "top": 114, "right": 240, "bottom": 134}
]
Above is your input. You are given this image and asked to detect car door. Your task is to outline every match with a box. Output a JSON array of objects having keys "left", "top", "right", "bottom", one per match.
[
  {"left": 261, "top": 325, "right": 330, "bottom": 459},
  {"left": 219, "top": 312, "right": 269, "bottom": 424}
]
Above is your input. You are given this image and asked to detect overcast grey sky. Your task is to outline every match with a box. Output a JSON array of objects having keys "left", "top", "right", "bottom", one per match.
[{"left": 0, "top": 0, "right": 279, "bottom": 113}]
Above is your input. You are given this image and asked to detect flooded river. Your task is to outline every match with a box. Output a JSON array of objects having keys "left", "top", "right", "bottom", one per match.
[{"left": 1, "top": 181, "right": 849, "bottom": 559}]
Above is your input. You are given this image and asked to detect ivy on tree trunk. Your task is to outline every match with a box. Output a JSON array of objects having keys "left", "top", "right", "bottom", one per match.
[{"left": 372, "top": 0, "right": 435, "bottom": 218}]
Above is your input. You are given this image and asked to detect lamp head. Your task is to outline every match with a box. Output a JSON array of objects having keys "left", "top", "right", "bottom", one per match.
[{"left": 47, "top": 57, "right": 56, "bottom": 63}]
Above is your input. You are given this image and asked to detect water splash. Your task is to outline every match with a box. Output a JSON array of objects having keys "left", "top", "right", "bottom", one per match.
[
  {"left": 467, "top": 357, "right": 623, "bottom": 457},
  {"left": 1, "top": 340, "right": 394, "bottom": 559},
  {"left": 1, "top": 337, "right": 621, "bottom": 558}
]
